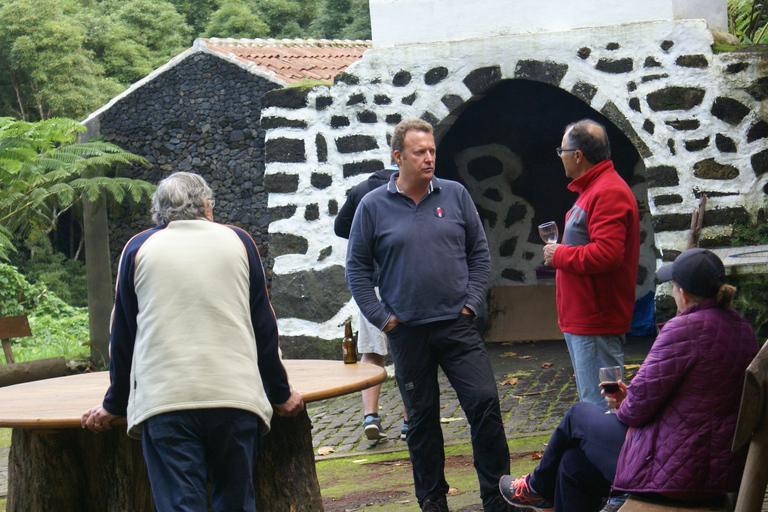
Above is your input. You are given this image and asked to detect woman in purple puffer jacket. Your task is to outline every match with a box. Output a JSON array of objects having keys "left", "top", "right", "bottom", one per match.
[{"left": 499, "top": 248, "right": 759, "bottom": 512}]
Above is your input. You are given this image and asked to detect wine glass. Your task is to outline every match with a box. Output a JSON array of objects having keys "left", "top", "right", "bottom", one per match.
[
  {"left": 538, "top": 221, "right": 559, "bottom": 244},
  {"left": 599, "top": 366, "right": 623, "bottom": 414}
]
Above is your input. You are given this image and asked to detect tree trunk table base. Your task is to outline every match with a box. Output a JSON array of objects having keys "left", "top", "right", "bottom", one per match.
[{"left": 0, "top": 362, "right": 385, "bottom": 512}]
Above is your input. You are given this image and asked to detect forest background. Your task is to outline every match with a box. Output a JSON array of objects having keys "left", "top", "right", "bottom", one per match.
[{"left": 0, "top": 0, "right": 766, "bottom": 368}]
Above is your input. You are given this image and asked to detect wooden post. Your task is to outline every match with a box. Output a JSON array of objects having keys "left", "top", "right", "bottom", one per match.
[{"left": 686, "top": 194, "right": 706, "bottom": 250}]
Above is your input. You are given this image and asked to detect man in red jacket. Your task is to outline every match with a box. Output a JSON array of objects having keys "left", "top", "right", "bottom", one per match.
[{"left": 543, "top": 119, "right": 639, "bottom": 409}]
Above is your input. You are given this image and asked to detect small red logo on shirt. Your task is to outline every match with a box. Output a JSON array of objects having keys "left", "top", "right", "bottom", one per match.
[{"left": 434, "top": 207, "right": 444, "bottom": 218}]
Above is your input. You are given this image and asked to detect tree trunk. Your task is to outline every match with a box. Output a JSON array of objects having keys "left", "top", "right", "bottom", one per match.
[
  {"left": 254, "top": 409, "right": 324, "bottom": 511},
  {"left": 0, "top": 357, "right": 67, "bottom": 387},
  {"left": 6, "top": 409, "right": 324, "bottom": 512}
]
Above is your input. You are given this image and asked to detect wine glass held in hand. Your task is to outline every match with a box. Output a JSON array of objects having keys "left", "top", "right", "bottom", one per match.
[
  {"left": 538, "top": 221, "right": 559, "bottom": 244},
  {"left": 599, "top": 365, "right": 623, "bottom": 414}
]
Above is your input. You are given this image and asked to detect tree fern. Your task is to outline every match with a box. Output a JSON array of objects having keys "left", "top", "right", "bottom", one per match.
[
  {"left": 0, "top": 116, "right": 154, "bottom": 259},
  {"left": 729, "top": 0, "right": 768, "bottom": 44}
]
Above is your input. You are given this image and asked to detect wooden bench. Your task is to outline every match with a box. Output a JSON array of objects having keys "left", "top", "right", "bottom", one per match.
[
  {"left": 0, "top": 315, "right": 67, "bottom": 387},
  {"left": 619, "top": 341, "right": 768, "bottom": 512}
]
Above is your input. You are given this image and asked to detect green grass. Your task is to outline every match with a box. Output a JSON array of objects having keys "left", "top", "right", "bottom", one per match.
[{"left": 317, "top": 434, "right": 548, "bottom": 510}]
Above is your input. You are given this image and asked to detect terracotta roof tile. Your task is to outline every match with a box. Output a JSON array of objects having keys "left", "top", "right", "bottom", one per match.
[{"left": 203, "top": 38, "right": 371, "bottom": 84}]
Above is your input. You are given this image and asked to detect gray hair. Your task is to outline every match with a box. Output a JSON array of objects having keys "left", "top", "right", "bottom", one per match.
[{"left": 151, "top": 172, "right": 214, "bottom": 225}]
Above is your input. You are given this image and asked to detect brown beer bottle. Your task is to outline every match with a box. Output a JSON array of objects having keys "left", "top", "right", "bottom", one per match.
[{"left": 342, "top": 321, "right": 357, "bottom": 364}]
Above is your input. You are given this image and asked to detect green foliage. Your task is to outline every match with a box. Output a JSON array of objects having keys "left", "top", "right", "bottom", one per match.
[
  {"left": 15, "top": 310, "right": 90, "bottom": 362},
  {"left": 169, "top": 0, "right": 220, "bottom": 35},
  {"left": 0, "top": 117, "right": 154, "bottom": 260},
  {"left": 204, "top": 0, "right": 270, "bottom": 38},
  {"left": 730, "top": 221, "right": 768, "bottom": 246},
  {"left": 85, "top": 0, "right": 193, "bottom": 84},
  {"left": 0, "top": 0, "right": 124, "bottom": 121},
  {"left": 0, "top": 262, "right": 75, "bottom": 318},
  {"left": 729, "top": 0, "right": 768, "bottom": 44},
  {"left": 309, "top": 0, "right": 370, "bottom": 39},
  {"left": 11, "top": 233, "right": 88, "bottom": 307}
]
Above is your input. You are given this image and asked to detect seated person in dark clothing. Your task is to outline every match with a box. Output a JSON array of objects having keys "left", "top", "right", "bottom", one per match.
[{"left": 499, "top": 248, "right": 759, "bottom": 512}]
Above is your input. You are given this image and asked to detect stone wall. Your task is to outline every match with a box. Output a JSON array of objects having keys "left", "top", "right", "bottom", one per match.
[
  {"left": 87, "top": 51, "right": 281, "bottom": 268},
  {"left": 261, "top": 20, "right": 768, "bottom": 346}
]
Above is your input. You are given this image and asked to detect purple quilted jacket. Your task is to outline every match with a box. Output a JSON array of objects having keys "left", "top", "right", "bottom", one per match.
[{"left": 613, "top": 298, "right": 758, "bottom": 494}]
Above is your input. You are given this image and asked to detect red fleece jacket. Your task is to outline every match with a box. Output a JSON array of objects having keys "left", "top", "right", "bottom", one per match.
[{"left": 552, "top": 159, "right": 639, "bottom": 335}]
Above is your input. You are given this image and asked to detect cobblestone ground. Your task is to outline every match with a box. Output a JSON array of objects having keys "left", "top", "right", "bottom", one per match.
[{"left": 308, "top": 365, "right": 578, "bottom": 455}]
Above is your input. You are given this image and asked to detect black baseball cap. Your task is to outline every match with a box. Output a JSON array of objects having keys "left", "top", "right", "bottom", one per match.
[{"left": 656, "top": 248, "right": 725, "bottom": 298}]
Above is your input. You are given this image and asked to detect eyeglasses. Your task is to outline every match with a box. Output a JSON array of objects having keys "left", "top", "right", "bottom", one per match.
[{"left": 556, "top": 148, "right": 578, "bottom": 156}]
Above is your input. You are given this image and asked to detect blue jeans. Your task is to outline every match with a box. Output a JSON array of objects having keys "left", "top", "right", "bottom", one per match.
[
  {"left": 564, "top": 333, "right": 624, "bottom": 410},
  {"left": 142, "top": 408, "right": 262, "bottom": 512}
]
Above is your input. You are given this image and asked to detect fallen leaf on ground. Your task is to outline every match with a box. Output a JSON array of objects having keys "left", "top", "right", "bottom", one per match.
[
  {"left": 448, "top": 488, "right": 459, "bottom": 494},
  {"left": 530, "top": 451, "right": 544, "bottom": 459},
  {"left": 317, "top": 446, "right": 335, "bottom": 456},
  {"left": 519, "top": 355, "right": 532, "bottom": 360},
  {"left": 500, "top": 377, "right": 519, "bottom": 386},
  {"left": 541, "top": 362, "right": 553, "bottom": 368},
  {"left": 352, "top": 459, "right": 368, "bottom": 464},
  {"left": 624, "top": 364, "right": 641, "bottom": 370},
  {"left": 499, "top": 351, "right": 517, "bottom": 357},
  {"left": 440, "top": 417, "right": 464, "bottom": 423}
]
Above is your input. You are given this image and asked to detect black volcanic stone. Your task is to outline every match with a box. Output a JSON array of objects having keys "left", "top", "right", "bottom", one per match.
[
  {"left": 442, "top": 94, "right": 464, "bottom": 111},
  {"left": 268, "top": 205, "right": 297, "bottom": 221},
  {"left": 316, "top": 96, "right": 333, "bottom": 110},
  {"left": 596, "top": 58, "right": 633, "bottom": 74},
  {"left": 264, "top": 173, "right": 299, "bottom": 193},
  {"left": 643, "top": 119, "right": 654, "bottom": 134},
  {"left": 464, "top": 66, "right": 503, "bottom": 94},
  {"left": 684, "top": 137, "right": 709, "bottom": 152},
  {"left": 606, "top": 42, "right": 620, "bottom": 50},
  {"left": 693, "top": 158, "right": 739, "bottom": 180},
  {"left": 647, "top": 87, "right": 705, "bottom": 111},
  {"left": 262, "top": 87, "right": 310, "bottom": 109},
  {"left": 647, "top": 165, "right": 679, "bottom": 187},
  {"left": 514, "top": 60, "right": 567, "bottom": 86},
  {"left": 374, "top": 94, "right": 392, "bottom": 105},
  {"left": 629, "top": 98, "right": 641, "bottom": 112},
  {"left": 501, "top": 268, "right": 525, "bottom": 282},
  {"left": 711, "top": 97, "right": 751, "bottom": 126},
  {"left": 265, "top": 138, "right": 305, "bottom": 163},
  {"left": 641, "top": 74, "right": 669, "bottom": 83},
  {"left": 425, "top": 66, "right": 449, "bottom": 85},
  {"left": 393, "top": 70, "right": 412, "bottom": 87},
  {"left": 386, "top": 113, "right": 402, "bottom": 125},
  {"left": 331, "top": 116, "right": 350, "bottom": 128},
  {"left": 747, "top": 77, "right": 768, "bottom": 101},
  {"left": 665, "top": 119, "right": 700, "bottom": 131},
  {"left": 716, "top": 134, "right": 737, "bottom": 153},
  {"left": 676, "top": 55, "right": 708, "bottom": 68},
  {"left": 421, "top": 111, "right": 440, "bottom": 126},
  {"left": 316, "top": 134, "right": 328, "bottom": 162},
  {"left": 644, "top": 57, "right": 662, "bottom": 68},
  {"left": 357, "top": 111, "right": 377, "bottom": 123},
  {"left": 653, "top": 213, "right": 690, "bottom": 232},
  {"left": 304, "top": 203, "right": 319, "bottom": 221},
  {"left": 346, "top": 93, "right": 365, "bottom": 106},
  {"left": 577, "top": 47, "right": 592, "bottom": 59},
  {"left": 748, "top": 121, "right": 768, "bottom": 143},
  {"left": 311, "top": 173, "right": 332, "bottom": 189},
  {"left": 571, "top": 82, "right": 597, "bottom": 103},
  {"left": 499, "top": 238, "right": 517, "bottom": 257},
  {"left": 336, "top": 135, "right": 378, "bottom": 154},
  {"left": 328, "top": 199, "right": 338, "bottom": 215},
  {"left": 261, "top": 116, "right": 307, "bottom": 129},
  {"left": 270, "top": 265, "right": 349, "bottom": 323},
  {"left": 661, "top": 40, "right": 674, "bottom": 51},
  {"left": 726, "top": 62, "right": 749, "bottom": 74},
  {"left": 402, "top": 93, "right": 417, "bottom": 105},
  {"left": 653, "top": 194, "right": 683, "bottom": 206},
  {"left": 504, "top": 204, "right": 527, "bottom": 228},
  {"left": 343, "top": 160, "right": 384, "bottom": 178},
  {"left": 334, "top": 72, "right": 359, "bottom": 85},
  {"left": 483, "top": 188, "right": 503, "bottom": 202},
  {"left": 753, "top": 149, "right": 768, "bottom": 177},
  {"left": 269, "top": 233, "right": 308, "bottom": 256}
]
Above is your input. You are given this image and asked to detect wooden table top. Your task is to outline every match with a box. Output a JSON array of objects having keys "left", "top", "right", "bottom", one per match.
[{"left": 0, "top": 360, "right": 386, "bottom": 429}]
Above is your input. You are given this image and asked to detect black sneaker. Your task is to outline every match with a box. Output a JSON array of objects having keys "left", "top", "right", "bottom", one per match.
[
  {"left": 499, "top": 474, "right": 553, "bottom": 512},
  {"left": 363, "top": 414, "right": 386, "bottom": 440},
  {"left": 400, "top": 421, "right": 408, "bottom": 440},
  {"left": 422, "top": 496, "right": 449, "bottom": 512}
]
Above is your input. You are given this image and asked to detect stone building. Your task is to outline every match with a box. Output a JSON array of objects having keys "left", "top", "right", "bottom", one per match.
[
  {"left": 81, "top": 38, "right": 370, "bottom": 267},
  {"left": 261, "top": 0, "right": 768, "bottom": 353}
]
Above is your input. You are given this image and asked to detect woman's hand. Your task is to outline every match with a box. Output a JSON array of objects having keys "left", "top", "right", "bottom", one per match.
[{"left": 601, "top": 381, "right": 628, "bottom": 410}]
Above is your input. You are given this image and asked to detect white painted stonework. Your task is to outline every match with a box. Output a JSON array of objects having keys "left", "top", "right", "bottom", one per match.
[
  {"left": 370, "top": 0, "right": 727, "bottom": 47},
  {"left": 264, "top": 19, "right": 767, "bottom": 341}
]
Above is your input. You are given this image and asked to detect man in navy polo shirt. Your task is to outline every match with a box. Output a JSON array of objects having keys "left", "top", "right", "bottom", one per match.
[{"left": 346, "top": 119, "right": 510, "bottom": 512}]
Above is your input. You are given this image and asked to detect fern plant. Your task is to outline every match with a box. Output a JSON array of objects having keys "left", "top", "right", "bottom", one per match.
[
  {"left": 729, "top": 0, "right": 768, "bottom": 44},
  {"left": 0, "top": 116, "right": 154, "bottom": 260}
]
